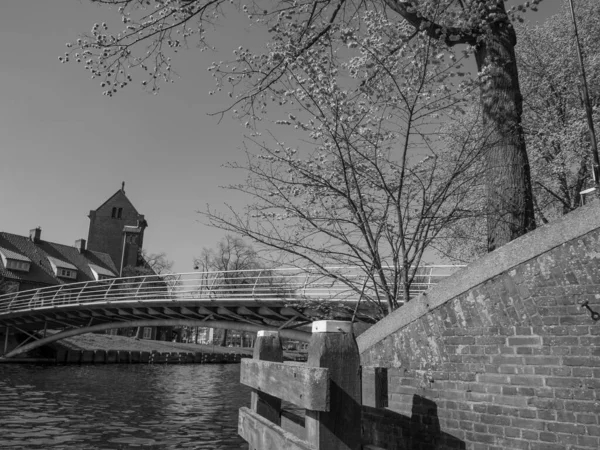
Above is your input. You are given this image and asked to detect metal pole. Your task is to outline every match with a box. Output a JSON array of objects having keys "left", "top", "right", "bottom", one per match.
[
  {"left": 3, "top": 326, "right": 9, "bottom": 355},
  {"left": 119, "top": 232, "right": 127, "bottom": 277},
  {"left": 569, "top": 0, "right": 600, "bottom": 185}
]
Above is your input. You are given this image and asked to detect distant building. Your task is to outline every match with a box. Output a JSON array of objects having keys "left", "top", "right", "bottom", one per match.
[
  {"left": 0, "top": 227, "right": 117, "bottom": 295},
  {"left": 87, "top": 182, "right": 148, "bottom": 274},
  {"left": 0, "top": 184, "right": 174, "bottom": 341}
]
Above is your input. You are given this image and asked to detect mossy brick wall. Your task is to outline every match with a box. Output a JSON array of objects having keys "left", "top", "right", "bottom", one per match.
[{"left": 358, "top": 201, "right": 600, "bottom": 450}]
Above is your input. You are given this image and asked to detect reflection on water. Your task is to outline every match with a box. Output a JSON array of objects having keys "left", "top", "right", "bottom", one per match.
[{"left": 0, "top": 364, "right": 251, "bottom": 449}]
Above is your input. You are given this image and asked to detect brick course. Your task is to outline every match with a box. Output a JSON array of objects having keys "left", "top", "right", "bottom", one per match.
[{"left": 359, "top": 203, "right": 600, "bottom": 450}]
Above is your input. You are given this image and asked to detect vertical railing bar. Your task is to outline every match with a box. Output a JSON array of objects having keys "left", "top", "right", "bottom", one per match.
[
  {"left": 252, "top": 270, "right": 263, "bottom": 298},
  {"left": 75, "top": 282, "right": 90, "bottom": 303},
  {"left": 104, "top": 278, "right": 117, "bottom": 300}
]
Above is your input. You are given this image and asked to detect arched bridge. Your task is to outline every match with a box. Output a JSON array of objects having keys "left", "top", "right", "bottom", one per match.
[{"left": 0, "top": 266, "right": 462, "bottom": 358}]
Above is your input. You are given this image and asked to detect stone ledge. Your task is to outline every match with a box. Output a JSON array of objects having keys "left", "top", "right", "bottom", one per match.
[{"left": 357, "top": 200, "right": 600, "bottom": 354}]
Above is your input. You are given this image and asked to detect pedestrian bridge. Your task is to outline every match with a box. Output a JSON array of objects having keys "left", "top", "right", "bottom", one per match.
[{"left": 0, "top": 266, "right": 462, "bottom": 358}]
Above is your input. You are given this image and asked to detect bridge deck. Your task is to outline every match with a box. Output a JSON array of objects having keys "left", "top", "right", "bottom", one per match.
[{"left": 0, "top": 266, "right": 464, "bottom": 358}]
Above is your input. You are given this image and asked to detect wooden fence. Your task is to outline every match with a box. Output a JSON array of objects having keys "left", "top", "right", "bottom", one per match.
[{"left": 238, "top": 320, "right": 362, "bottom": 450}]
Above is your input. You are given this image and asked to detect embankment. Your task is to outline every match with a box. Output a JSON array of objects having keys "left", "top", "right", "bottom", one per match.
[{"left": 358, "top": 201, "right": 600, "bottom": 449}]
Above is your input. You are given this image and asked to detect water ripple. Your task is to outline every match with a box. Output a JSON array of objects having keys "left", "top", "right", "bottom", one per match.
[{"left": 0, "top": 364, "right": 251, "bottom": 449}]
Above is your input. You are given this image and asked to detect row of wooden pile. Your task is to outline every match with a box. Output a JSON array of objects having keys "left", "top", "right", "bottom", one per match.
[{"left": 55, "top": 349, "right": 244, "bottom": 364}]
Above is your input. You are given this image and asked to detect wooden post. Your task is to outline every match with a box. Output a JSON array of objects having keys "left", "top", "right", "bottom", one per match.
[
  {"left": 362, "top": 367, "right": 388, "bottom": 408},
  {"left": 251, "top": 330, "right": 283, "bottom": 427},
  {"left": 305, "top": 320, "right": 361, "bottom": 450}
]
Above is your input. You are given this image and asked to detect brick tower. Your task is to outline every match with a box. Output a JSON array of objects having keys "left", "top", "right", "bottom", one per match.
[{"left": 87, "top": 183, "right": 147, "bottom": 274}]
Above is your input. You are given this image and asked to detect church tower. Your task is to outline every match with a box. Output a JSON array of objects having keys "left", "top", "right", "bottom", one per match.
[{"left": 87, "top": 183, "right": 148, "bottom": 274}]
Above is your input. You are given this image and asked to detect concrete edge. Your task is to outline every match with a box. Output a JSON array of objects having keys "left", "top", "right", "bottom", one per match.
[{"left": 357, "top": 200, "right": 600, "bottom": 354}]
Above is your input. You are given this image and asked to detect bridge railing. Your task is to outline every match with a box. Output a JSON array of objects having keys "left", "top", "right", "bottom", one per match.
[{"left": 0, "top": 265, "right": 464, "bottom": 316}]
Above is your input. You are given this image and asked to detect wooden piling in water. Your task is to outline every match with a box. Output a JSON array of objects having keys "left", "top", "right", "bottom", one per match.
[
  {"left": 305, "top": 320, "right": 361, "bottom": 450},
  {"left": 238, "top": 320, "right": 361, "bottom": 450},
  {"left": 251, "top": 330, "right": 283, "bottom": 428}
]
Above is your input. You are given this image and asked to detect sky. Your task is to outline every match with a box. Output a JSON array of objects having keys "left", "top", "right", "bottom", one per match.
[{"left": 0, "top": 1, "right": 563, "bottom": 272}]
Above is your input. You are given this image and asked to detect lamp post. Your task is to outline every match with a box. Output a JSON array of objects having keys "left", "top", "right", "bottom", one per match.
[
  {"left": 119, "top": 231, "right": 128, "bottom": 277},
  {"left": 569, "top": 0, "right": 600, "bottom": 199}
]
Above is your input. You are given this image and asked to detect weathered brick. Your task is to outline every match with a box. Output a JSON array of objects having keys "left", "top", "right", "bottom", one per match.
[
  {"left": 576, "top": 414, "right": 598, "bottom": 425},
  {"left": 537, "top": 410, "right": 556, "bottom": 421},
  {"left": 530, "top": 443, "right": 567, "bottom": 450},
  {"left": 514, "top": 417, "right": 545, "bottom": 430},
  {"left": 527, "top": 398, "right": 562, "bottom": 410},
  {"left": 564, "top": 357, "right": 600, "bottom": 367},
  {"left": 543, "top": 336, "right": 579, "bottom": 346},
  {"left": 521, "top": 429, "right": 539, "bottom": 441},
  {"left": 510, "top": 375, "right": 544, "bottom": 386},
  {"left": 577, "top": 435, "right": 599, "bottom": 448},
  {"left": 547, "top": 422, "right": 585, "bottom": 434},
  {"left": 546, "top": 377, "right": 584, "bottom": 388},
  {"left": 508, "top": 336, "right": 542, "bottom": 346}
]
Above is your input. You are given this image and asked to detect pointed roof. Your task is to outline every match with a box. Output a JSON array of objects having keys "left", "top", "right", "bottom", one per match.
[{"left": 92, "top": 184, "right": 139, "bottom": 215}]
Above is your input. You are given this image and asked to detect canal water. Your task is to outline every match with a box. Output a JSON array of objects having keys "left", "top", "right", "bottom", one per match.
[{"left": 0, "top": 363, "right": 251, "bottom": 449}]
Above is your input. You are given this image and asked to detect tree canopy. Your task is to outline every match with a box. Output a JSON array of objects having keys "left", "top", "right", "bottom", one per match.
[
  {"left": 61, "top": 0, "right": 580, "bottom": 308},
  {"left": 437, "top": 0, "right": 600, "bottom": 262}
]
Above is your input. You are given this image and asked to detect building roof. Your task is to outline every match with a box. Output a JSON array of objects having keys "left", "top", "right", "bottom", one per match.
[
  {"left": 0, "top": 247, "right": 32, "bottom": 263},
  {"left": 47, "top": 256, "right": 78, "bottom": 271},
  {"left": 89, "top": 264, "right": 116, "bottom": 278},
  {"left": 0, "top": 231, "right": 118, "bottom": 287},
  {"left": 92, "top": 187, "right": 139, "bottom": 215}
]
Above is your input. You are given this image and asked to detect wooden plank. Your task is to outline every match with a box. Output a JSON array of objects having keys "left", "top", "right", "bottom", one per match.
[
  {"left": 241, "top": 359, "right": 329, "bottom": 411},
  {"left": 251, "top": 330, "right": 283, "bottom": 431},
  {"left": 238, "top": 407, "right": 315, "bottom": 450}
]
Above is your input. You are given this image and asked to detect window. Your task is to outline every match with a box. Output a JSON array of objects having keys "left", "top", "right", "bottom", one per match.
[
  {"left": 60, "top": 269, "right": 73, "bottom": 278},
  {"left": 111, "top": 207, "right": 117, "bottom": 218},
  {"left": 117, "top": 207, "right": 123, "bottom": 219},
  {"left": 6, "top": 260, "right": 30, "bottom": 272},
  {"left": 143, "top": 327, "right": 152, "bottom": 339}
]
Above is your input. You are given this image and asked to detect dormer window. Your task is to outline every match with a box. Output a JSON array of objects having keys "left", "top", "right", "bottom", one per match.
[
  {"left": 48, "top": 257, "right": 78, "bottom": 280},
  {"left": 60, "top": 268, "right": 75, "bottom": 278},
  {"left": 7, "top": 260, "right": 30, "bottom": 271},
  {"left": 0, "top": 248, "right": 31, "bottom": 273},
  {"left": 89, "top": 264, "right": 116, "bottom": 281}
]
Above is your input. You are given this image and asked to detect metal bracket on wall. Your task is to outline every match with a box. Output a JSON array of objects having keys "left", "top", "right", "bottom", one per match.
[{"left": 580, "top": 300, "right": 600, "bottom": 321}]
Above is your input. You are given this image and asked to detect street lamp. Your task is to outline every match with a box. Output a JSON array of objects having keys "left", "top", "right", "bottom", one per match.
[{"left": 569, "top": 0, "right": 600, "bottom": 202}]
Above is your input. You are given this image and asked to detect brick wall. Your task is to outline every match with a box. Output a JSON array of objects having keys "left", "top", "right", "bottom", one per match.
[{"left": 358, "top": 202, "right": 600, "bottom": 450}]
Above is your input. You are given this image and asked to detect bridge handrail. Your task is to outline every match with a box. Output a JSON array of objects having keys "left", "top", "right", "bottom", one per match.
[{"left": 0, "top": 265, "right": 465, "bottom": 315}]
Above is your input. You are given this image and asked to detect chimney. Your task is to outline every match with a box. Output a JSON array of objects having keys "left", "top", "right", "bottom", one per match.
[
  {"left": 75, "top": 239, "right": 86, "bottom": 253},
  {"left": 29, "top": 227, "right": 41, "bottom": 243}
]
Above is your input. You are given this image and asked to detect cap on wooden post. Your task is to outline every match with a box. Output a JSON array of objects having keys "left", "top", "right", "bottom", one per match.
[
  {"left": 250, "top": 330, "right": 283, "bottom": 429},
  {"left": 306, "top": 320, "right": 361, "bottom": 450},
  {"left": 312, "top": 320, "right": 353, "bottom": 334}
]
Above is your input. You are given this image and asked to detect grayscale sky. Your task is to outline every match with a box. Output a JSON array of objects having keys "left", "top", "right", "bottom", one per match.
[{"left": 0, "top": 1, "right": 563, "bottom": 272}]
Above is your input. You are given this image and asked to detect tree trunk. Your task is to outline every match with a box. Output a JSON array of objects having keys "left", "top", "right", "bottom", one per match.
[{"left": 475, "top": 19, "right": 536, "bottom": 251}]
